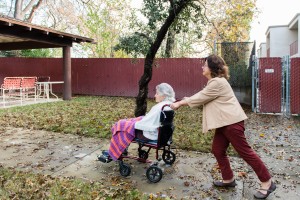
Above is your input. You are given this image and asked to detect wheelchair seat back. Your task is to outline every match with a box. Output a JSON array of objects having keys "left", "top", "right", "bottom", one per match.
[{"left": 157, "top": 110, "right": 175, "bottom": 147}]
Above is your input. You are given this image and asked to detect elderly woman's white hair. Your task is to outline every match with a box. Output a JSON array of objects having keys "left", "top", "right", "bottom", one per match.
[{"left": 156, "top": 83, "right": 176, "bottom": 102}]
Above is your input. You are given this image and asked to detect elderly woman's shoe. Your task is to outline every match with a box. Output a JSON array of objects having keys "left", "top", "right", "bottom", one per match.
[
  {"left": 102, "top": 150, "right": 109, "bottom": 156},
  {"left": 213, "top": 179, "right": 237, "bottom": 187},
  {"left": 254, "top": 181, "right": 276, "bottom": 199}
]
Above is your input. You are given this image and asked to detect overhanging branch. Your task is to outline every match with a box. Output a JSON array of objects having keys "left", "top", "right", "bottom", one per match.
[{"left": 134, "top": 32, "right": 153, "bottom": 45}]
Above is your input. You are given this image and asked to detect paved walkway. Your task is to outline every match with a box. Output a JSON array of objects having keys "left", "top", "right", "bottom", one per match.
[{"left": 0, "top": 112, "right": 299, "bottom": 199}]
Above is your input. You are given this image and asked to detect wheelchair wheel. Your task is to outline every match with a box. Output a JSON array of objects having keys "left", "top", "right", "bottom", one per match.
[
  {"left": 162, "top": 150, "right": 176, "bottom": 165},
  {"left": 138, "top": 150, "right": 149, "bottom": 160},
  {"left": 146, "top": 166, "right": 163, "bottom": 183},
  {"left": 119, "top": 163, "right": 131, "bottom": 177}
]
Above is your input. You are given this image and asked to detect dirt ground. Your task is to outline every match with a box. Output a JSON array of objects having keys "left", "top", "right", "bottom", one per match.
[{"left": 0, "top": 111, "right": 300, "bottom": 199}]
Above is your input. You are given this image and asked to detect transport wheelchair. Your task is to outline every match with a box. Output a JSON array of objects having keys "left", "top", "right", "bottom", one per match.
[{"left": 98, "top": 104, "right": 176, "bottom": 183}]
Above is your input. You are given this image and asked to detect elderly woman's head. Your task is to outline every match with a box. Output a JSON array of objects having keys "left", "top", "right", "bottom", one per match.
[
  {"left": 202, "top": 54, "right": 230, "bottom": 80},
  {"left": 155, "top": 83, "right": 175, "bottom": 102}
]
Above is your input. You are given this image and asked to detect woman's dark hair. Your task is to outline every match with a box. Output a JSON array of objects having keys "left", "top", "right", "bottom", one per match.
[{"left": 205, "top": 54, "right": 230, "bottom": 80}]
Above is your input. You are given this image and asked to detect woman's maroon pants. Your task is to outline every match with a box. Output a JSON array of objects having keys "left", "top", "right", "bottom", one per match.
[{"left": 212, "top": 121, "right": 271, "bottom": 182}]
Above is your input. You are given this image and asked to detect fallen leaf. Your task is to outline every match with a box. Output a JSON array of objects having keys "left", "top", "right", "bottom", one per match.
[
  {"left": 238, "top": 171, "right": 247, "bottom": 177},
  {"left": 259, "top": 133, "right": 265, "bottom": 137},
  {"left": 184, "top": 181, "right": 190, "bottom": 186},
  {"left": 287, "top": 156, "right": 294, "bottom": 162}
]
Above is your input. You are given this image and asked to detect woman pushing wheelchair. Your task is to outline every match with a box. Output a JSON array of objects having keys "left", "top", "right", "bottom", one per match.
[
  {"left": 102, "top": 83, "right": 175, "bottom": 161},
  {"left": 170, "top": 54, "right": 275, "bottom": 199}
]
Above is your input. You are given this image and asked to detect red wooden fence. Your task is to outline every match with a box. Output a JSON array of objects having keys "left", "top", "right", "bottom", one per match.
[
  {"left": 0, "top": 58, "right": 206, "bottom": 99},
  {"left": 2, "top": 57, "right": 298, "bottom": 114}
]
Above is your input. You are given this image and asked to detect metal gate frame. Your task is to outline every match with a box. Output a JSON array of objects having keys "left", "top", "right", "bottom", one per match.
[
  {"left": 252, "top": 56, "right": 300, "bottom": 116},
  {"left": 252, "top": 56, "right": 285, "bottom": 115},
  {"left": 284, "top": 56, "right": 291, "bottom": 116}
]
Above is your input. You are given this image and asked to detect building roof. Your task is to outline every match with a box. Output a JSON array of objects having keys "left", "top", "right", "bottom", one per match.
[
  {"left": 265, "top": 25, "right": 289, "bottom": 36},
  {"left": 288, "top": 13, "right": 300, "bottom": 30},
  {"left": 0, "top": 15, "right": 94, "bottom": 50}
]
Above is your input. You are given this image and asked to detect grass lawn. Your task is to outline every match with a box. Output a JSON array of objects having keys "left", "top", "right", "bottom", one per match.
[
  {"left": 0, "top": 96, "right": 220, "bottom": 199},
  {"left": 0, "top": 96, "right": 214, "bottom": 152}
]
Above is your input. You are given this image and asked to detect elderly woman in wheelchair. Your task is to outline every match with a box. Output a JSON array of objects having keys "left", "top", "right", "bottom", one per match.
[{"left": 98, "top": 83, "right": 176, "bottom": 183}]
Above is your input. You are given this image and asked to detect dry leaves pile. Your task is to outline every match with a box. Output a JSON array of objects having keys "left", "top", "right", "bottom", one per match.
[{"left": 0, "top": 167, "right": 148, "bottom": 200}]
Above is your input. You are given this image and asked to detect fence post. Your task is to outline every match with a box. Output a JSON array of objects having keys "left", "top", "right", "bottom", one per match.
[
  {"left": 284, "top": 55, "right": 291, "bottom": 117},
  {"left": 251, "top": 55, "right": 257, "bottom": 112},
  {"left": 281, "top": 57, "right": 285, "bottom": 114}
]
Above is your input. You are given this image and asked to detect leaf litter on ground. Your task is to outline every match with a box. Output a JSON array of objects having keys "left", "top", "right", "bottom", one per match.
[{"left": 0, "top": 96, "right": 300, "bottom": 199}]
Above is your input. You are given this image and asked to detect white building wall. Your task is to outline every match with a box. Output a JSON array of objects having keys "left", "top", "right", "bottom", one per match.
[
  {"left": 268, "top": 26, "right": 298, "bottom": 57},
  {"left": 288, "top": 14, "right": 300, "bottom": 57},
  {"left": 257, "top": 43, "right": 267, "bottom": 57}
]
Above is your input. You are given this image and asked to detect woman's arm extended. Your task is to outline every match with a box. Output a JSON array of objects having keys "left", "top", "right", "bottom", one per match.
[{"left": 170, "top": 99, "right": 188, "bottom": 110}]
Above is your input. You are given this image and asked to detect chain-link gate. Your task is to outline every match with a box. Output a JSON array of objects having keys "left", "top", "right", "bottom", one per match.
[
  {"left": 253, "top": 56, "right": 300, "bottom": 116},
  {"left": 254, "top": 57, "right": 283, "bottom": 114}
]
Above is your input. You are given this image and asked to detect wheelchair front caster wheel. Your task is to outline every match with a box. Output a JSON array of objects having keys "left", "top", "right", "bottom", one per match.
[
  {"left": 119, "top": 162, "right": 131, "bottom": 177},
  {"left": 162, "top": 150, "right": 176, "bottom": 165},
  {"left": 146, "top": 165, "right": 163, "bottom": 183},
  {"left": 138, "top": 150, "right": 149, "bottom": 160}
]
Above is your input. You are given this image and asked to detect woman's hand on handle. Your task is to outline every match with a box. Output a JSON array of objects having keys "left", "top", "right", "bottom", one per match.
[
  {"left": 170, "top": 99, "right": 188, "bottom": 110},
  {"left": 170, "top": 102, "right": 181, "bottom": 110}
]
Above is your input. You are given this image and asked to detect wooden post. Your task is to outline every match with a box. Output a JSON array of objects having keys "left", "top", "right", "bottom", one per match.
[{"left": 63, "top": 46, "right": 71, "bottom": 100}]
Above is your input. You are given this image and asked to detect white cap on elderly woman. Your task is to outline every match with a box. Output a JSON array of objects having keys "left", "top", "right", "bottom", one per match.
[{"left": 156, "top": 83, "right": 176, "bottom": 102}]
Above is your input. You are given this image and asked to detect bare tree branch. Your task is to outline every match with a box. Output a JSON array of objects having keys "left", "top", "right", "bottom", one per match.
[{"left": 26, "top": 0, "right": 43, "bottom": 22}]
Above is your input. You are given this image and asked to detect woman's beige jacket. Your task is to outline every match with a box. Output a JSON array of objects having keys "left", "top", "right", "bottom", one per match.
[{"left": 185, "top": 77, "right": 248, "bottom": 133}]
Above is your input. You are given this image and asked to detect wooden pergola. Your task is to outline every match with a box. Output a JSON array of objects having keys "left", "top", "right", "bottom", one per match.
[{"left": 0, "top": 15, "right": 94, "bottom": 100}]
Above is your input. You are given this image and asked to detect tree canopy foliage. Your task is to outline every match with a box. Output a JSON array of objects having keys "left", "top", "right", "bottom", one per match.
[
  {"left": 113, "top": 0, "right": 256, "bottom": 58},
  {"left": 204, "top": 0, "right": 256, "bottom": 46},
  {"left": 77, "top": 0, "right": 132, "bottom": 57},
  {"left": 0, "top": 0, "right": 257, "bottom": 58},
  {"left": 114, "top": 0, "right": 206, "bottom": 58}
]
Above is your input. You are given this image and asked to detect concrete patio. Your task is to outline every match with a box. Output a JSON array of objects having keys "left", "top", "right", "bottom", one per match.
[{"left": 0, "top": 97, "right": 63, "bottom": 109}]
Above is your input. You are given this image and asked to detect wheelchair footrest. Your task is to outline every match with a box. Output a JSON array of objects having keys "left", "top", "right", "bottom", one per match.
[{"left": 98, "top": 151, "right": 112, "bottom": 163}]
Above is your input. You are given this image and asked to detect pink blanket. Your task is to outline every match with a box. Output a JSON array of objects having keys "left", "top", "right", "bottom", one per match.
[{"left": 108, "top": 117, "right": 143, "bottom": 160}]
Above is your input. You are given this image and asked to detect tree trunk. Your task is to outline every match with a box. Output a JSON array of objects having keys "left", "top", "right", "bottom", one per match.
[
  {"left": 13, "top": 0, "right": 43, "bottom": 21},
  {"left": 165, "top": 28, "right": 175, "bottom": 58},
  {"left": 135, "top": 0, "right": 189, "bottom": 116},
  {"left": 14, "top": 0, "right": 23, "bottom": 19}
]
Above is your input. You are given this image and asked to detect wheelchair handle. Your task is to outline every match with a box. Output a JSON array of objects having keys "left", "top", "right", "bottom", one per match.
[
  {"left": 162, "top": 104, "right": 171, "bottom": 110},
  {"left": 162, "top": 99, "right": 181, "bottom": 110}
]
